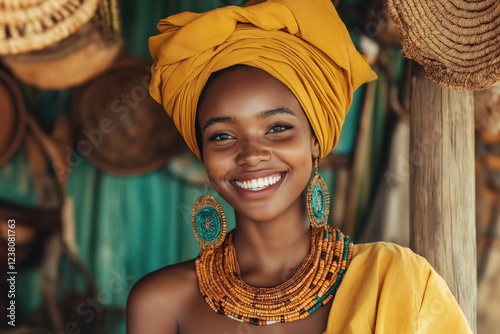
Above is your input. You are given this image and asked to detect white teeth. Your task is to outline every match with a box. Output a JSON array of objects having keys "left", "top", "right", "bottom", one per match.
[{"left": 235, "top": 173, "right": 283, "bottom": 191}]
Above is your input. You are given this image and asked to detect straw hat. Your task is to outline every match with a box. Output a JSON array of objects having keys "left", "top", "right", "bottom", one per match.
[
  {"left": 0, "top": 69, "right": 26, "bottom": 166},
  {"left": 0, "top": 0, "right": 99, "bottom": 55},
  {"left": 387, "top": 0, "right": 500, "bottom": 91},
  {"left": 72, "top": 58, "right": 184, "bottom": 175}
]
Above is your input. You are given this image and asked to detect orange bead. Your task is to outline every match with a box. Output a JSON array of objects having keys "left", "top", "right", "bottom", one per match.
[{"left": 195, "top": 226, "right": 353, "bottom": 325}]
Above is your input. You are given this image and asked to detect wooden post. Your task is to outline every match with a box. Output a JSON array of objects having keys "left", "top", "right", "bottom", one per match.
[{"left": 409, "top": 62, "right": 477, "bottom": 332}]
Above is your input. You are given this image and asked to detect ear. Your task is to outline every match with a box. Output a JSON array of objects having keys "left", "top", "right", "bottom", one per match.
[{"left": 310, "top": 134, "right": 320, "bottom": 159}]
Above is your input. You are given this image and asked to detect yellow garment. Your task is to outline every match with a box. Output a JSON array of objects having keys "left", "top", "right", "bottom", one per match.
[
  {"left": 324, "top": 242, "right": 472, "bottom": 334},
  {"left": 148, "top": 0, "right": 376, "bottom": 160}
]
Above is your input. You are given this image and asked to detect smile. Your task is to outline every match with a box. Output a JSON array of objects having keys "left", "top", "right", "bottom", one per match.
[{"left": 234, "top": 173, "right": 283, "bottom": 191}]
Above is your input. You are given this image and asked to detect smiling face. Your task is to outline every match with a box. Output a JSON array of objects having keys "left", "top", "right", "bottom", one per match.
[{"left": 197, "top": 66, "right": 320, "bottom": 222}]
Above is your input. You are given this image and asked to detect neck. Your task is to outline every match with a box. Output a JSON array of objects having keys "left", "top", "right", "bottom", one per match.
[{"left": 232, "top": 192, "right": 312, "bottom": 287}]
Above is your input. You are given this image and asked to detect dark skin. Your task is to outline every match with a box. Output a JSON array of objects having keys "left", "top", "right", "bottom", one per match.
[{"left": 126, "top": 67, "right": 332, "bottom": 334}]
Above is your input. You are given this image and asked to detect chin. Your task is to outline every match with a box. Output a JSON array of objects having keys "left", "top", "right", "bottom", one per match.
[
  {"left": 239, "top": 210, "right": 282, "bottom": 223},
  {"left": 231, "top": 197, "right": 299, "bottom": 223}
]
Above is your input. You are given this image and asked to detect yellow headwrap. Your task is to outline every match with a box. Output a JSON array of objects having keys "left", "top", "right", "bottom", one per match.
[{"left": 149, "top": 0, "right": 376, "bottom": 160}]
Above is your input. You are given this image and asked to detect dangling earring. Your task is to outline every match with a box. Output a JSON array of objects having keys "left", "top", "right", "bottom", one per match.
[
  {"left": 306, "top": 158, "right": 330, "bottom": 228},
  {"left": 192, "top": 181, "right": 227, "bottom": 250}
]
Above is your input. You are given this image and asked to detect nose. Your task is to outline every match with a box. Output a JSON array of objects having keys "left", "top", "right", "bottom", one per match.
[{"left": 236, "top": 142, "right": 272, "bottom": 167}]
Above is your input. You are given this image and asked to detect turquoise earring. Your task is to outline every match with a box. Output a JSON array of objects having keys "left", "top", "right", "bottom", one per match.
[
  {"left": 192, "top": 182, "right": 227, "bottom": 250},
  {"left": 306, "top": 158, "right": 330, "bottom": 228}
]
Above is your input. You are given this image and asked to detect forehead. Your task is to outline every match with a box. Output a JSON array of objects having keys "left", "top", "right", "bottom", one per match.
[{"left": 197, "top": 66, "right": 305, "bottom": 123}]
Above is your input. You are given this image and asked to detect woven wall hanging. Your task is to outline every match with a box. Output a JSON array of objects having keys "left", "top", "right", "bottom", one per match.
[{"left": 387, "top": 0, "right": 500, "bottom": 91}]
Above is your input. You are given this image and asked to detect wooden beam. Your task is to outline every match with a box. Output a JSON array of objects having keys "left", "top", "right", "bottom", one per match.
[{"left": 409, "top": 61, "right": 477, "bottom": 332}]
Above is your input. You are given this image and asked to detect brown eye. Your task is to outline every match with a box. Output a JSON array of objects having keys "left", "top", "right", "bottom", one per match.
[
  {"left": 268, "top": 124, "right": 294, "bottom": 134},
  {"left": 208, "top": 132, "right": 235, "bottom": 141}
]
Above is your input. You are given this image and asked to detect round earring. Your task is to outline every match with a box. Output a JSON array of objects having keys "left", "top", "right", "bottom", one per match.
[
  {"left": 192, "top": 182, "right": 227, "bottom": 250},
  {"left": 306, "top": 158, "right": 330, "bottom": 228}
]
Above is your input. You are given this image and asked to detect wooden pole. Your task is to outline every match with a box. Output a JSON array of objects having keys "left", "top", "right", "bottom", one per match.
[{"left": 409, "top": 61, "right": 477, "bottom": 332}]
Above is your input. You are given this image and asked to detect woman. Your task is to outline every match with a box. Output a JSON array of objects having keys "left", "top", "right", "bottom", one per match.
[{"left": 126, "top": 0, "right": 472, "bottom": 333}]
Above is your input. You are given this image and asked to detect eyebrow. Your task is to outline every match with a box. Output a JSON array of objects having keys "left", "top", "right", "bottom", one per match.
[
  {"left": 258, "top": 107, "right": 296, "bottom": 119},
  {"left": 202, "top": 117, "right": 236, "bottom": 132},
  {"left": 202, "top": 107, "right": 296, "bottom": 132}
]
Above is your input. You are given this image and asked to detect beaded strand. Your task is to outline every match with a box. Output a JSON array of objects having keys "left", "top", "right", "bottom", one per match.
[{"left": 195, "top": 225, "right": 354, "bottom": 326}]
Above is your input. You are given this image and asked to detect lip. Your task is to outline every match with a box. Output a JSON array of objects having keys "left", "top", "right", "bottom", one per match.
[{"left": 230, "top": 171, "right": 287, "bottom": 200}]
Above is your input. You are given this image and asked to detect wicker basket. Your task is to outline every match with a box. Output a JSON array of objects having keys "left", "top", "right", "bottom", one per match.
[
  {"left": 0, "top": 0, "right": 99, "bottom": 55},
  {"left": 72, "top": 58, "right": 185, "bottom": 175},
  {"left": 1, "top": 21, "right": 122, "bottom": 90},
  {"left": 387, "top": 0, "right": 500, "bottom": 91}
]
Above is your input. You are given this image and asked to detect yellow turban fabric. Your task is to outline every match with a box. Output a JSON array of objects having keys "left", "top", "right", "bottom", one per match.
[{"left": 149, "top": 0, "right": 376, "bottom": 160}]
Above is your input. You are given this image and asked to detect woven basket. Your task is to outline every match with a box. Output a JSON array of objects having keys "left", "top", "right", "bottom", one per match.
[
  {"left": 387, "top": 0, "right": 500, "bottom": 91},
  {"left": 72, "top": 58, "right": 184, "bottom": 175},
  {"left": 1, "top": 21, "right": 122, "bottom": 90},
  {"left": 0, "top": 69, "right": 26, "bottom": 166},
  {"left": 0, "top": 0, "right": 99, "bottom": 55}
]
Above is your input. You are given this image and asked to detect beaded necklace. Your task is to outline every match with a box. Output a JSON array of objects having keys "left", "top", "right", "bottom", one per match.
[{"left": 195, "top": 225, "right": 353, "bottom": 326}]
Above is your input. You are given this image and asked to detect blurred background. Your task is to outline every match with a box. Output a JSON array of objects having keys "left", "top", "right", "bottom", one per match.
[{"left": 0, "top": 0, "right": 498, "bottom": 333}]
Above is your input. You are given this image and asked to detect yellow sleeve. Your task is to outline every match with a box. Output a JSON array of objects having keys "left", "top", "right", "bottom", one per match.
[
  {"left": 324, "top": 243, "right": 473, "bottom": 334},
  {"left": 416, "top": 265, "right": 472, "bottom": 333}
]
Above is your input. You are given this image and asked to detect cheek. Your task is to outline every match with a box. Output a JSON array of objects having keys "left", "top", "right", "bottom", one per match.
[
  {"left": 203, "top": 149, "right": 232, "bottom": 191},
  {"left": 274, "top": 134, "right": 313, "bottom": 164},
  {"left": 273, "top": 136, "right": 314, "bottom": 187}
]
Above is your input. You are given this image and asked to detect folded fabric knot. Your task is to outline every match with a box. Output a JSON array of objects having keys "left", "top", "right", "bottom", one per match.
[{"left": 149, "top": 0, "right": 376, "bottom": 160}]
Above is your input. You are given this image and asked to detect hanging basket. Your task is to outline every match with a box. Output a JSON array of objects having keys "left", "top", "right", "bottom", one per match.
[
  {"left": 1, "top": 21, "right": 123, "bottom": 90},
  {"left": 387, "top": 0, "right": 500, "bottom": 91},
  {"left": 0, "top": 0, "right": 100, "bottom": 55},
  {"left": 0, "top": 69, "right": 26, "bottom": 166},
  {"left": 72, "top": 58, "right": 185, "bottom": 175}
]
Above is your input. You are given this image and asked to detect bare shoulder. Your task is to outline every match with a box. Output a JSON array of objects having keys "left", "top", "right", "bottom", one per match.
[{"left": 126, "top": 259, "right": 198, "bottom": 334}]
